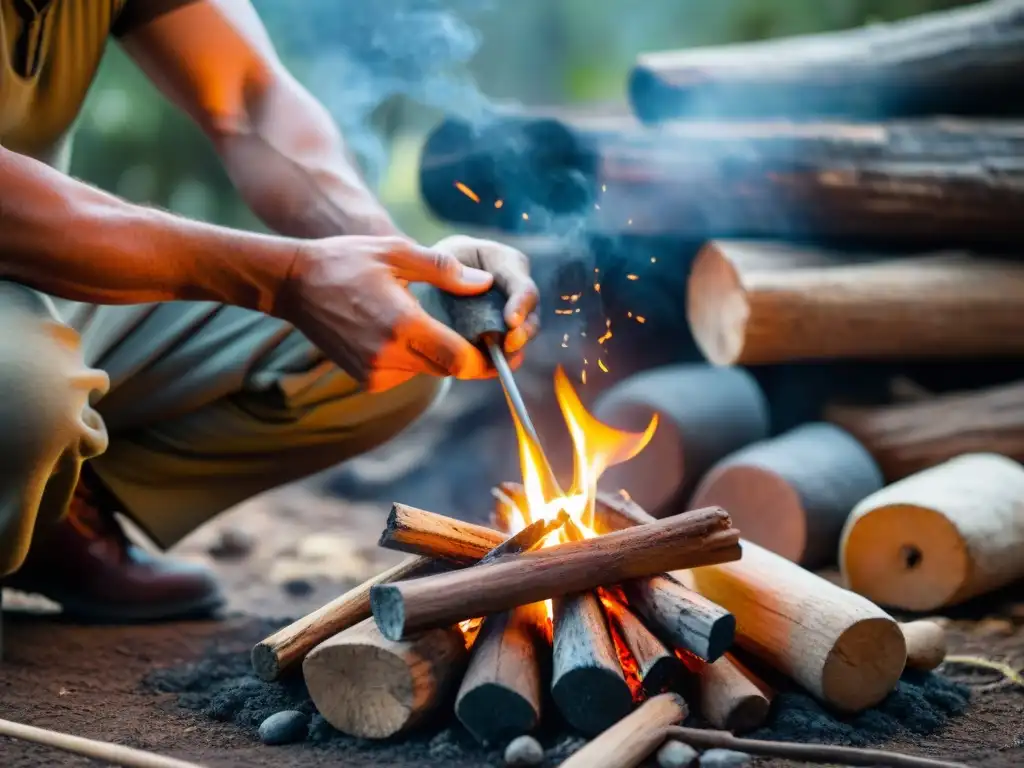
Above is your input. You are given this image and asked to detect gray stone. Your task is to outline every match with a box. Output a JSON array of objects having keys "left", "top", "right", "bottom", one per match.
[
  {"left": 504, "top": 734, "right": 544, "bottom": 766},
  {"left": 658, "top": 739, "right": 699, "bottom": 768},
  {"left": 699, "top": 748, "right": 751, "bottom": 767},
  {"left": 258, "top": 710, "right": 308, "bottom": 746},
  {"left": 207, "top": 527, "right": 254, "bottom": 559}
]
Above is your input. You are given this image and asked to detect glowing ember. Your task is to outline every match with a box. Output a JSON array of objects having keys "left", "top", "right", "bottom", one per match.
[
  {"left": 522, "top": 212, "right": 529, "bottom": 220},
  {"left": 597, "top": 319, "right": 613, "bottom": 345},
  {"left": 454, "top": 181, "right": 480, "bottom": 203},
  {"left": 598, "top": 591, "right": 644, "bottom": 700},
  {"left": 598, "top": 359, "right": 609, "bottom": 373},
  {"left": 495, "top": 199, "right": 504, "bottom": 208},
  {"left": 626, "top": 274, "right": 639, "bottom": 281},
  {"left": 457, "top": 617, "right": 484, "bottom": 648},
  {"left": 636, "top": 316, "right": 646, "bottom": 324}
]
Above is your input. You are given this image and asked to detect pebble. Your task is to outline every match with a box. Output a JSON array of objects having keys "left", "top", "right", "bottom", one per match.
[
  {"left": 282, "top": 578, "right": 313, "bottom": 597},
  {"left": 657, "top": 739, "right": 699, "bottom": 768},
  {"left": 504, "top": 735, "right": 544, "bottom": 766},
  {"left": 206, "top": 527, "right": 254, "bottom": 559},
  {"left": 699, "top": 749, "right": 751, "bottom": 767},
  {"left": 258, "top": 710, "right": 308, "bottom": 746}
]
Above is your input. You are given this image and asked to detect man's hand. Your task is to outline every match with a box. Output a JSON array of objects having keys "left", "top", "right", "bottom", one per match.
[{"left": 277, "top": 235, "right": 539, "bottom": 392}]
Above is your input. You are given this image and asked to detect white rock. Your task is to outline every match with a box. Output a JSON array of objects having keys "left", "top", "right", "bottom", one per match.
[
  {"left": 504, "top": 734, "right": 544, "bottom": 766},
  {"left": 658, "top": 739, "right": 699, "bottom": 768}
]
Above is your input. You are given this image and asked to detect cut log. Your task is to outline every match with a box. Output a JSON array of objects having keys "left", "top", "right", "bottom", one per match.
[
  {"left": 302, "top": 618, "right": 469, "bottom": 739},
  {"left": 621, "top": 575, "right": 735, "bottom": 662},
  {"left": 370, "top": 506, "right": 741, "bottom": 640},
  {"left": 455, "top": 604, "right": 546, "bottom": 745},
  {"left": 559, "top": 692, "right": 689, "bottom": 768},
  {"left": 901, "top": 621, "right": 948, "bottom": 672},
  {"left": 698, "top": 654, "right": 773, "bottom": 734},
  {"left": 629, "top": 0, "right": 1024, "bottom": 123},
  {"left": 593, "top": 365, "right": 769, "bottom": 514},
  {"left": 552, "top": 592, "right": 634, "bottom": 735},
  {"left": 826, "top": 380, "right": 1024, "bottom": 482},
  {"left": 687, "top": 241, "right": 1024, "bottom": 366},
  {"left": 251, "top": 554, "right": 436, "bottom": 681},
  {"left": 595, "top": 121, "right": 1024, "bottom": 245},
  {"left": 841, "top": 453, "right": 1024, "bottom": 611},
  {"left": 690, "top": 423, "right": 883, "bottom": 568},
  {"left": 379, "top": 503, "right": 506, "bottom": 562},
  {"left": 600, "top": 592, "right": 685, "bottom": 697},
  {"left": 590, "top": 500, "right": 904, "bottom": 712}
]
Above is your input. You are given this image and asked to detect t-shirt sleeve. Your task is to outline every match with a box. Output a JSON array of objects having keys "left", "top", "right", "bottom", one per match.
[{"left": 111, "top": 0, "right": 203, "bottom": 38}]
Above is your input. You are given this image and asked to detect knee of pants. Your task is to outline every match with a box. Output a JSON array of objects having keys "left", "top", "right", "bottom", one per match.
[{"left": 0, "top": 310, "right": 109, "bottom": 480}]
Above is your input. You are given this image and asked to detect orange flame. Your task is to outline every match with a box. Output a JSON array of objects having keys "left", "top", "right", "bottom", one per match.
[
  {"left": 599, "top": 591, "right": 644, "bottom": 701},
  {"left": 507, "top": 366, "right": 658, "bottom": 618}
]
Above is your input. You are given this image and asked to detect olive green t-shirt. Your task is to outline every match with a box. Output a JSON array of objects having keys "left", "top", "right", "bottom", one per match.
[{"left": 0, "top": 0, "right": 196, "bottom": 170}]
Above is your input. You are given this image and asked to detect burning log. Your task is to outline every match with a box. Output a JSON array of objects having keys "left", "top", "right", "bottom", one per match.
[
  {"left": 593, "top": 365, "right": 769, "bottom": 514},
  {"left": 840, "top": 453, "right": 1024, "bottom": 611},
  {"left": 687, "top": 241, "right": 1024, "bottom": 366},
  {"left": 629, "top": 0, "right": 1024, "bottom": 124},
  {"left": 559, "top": 692, "right": 689, "bottom": 768},
  {"left": 600, "top": 592, "right": 685, "bottom": 697},
  {"left": 552, "top": 592, "right": 635, "bottom": 735},
  {"left": 455, "top": 604, "right": 546, "bottom": 745},
  {"left": 901, "top": 621, "right": 948, "bottom": 672},
  {"left": 592, "top": 499, "right": 905, "bottom": 713},
  {"left": 379, "top": 503, "right": 507, "bottom": 562},
  {"left": 826, "top": 380, "right": 1024, "bottom": 482},
  {"left": 698, "top": 654, "right": 773, "bottom": 734},
  {"left": 370, "top": 506, "right": 741, "bottom": 641},
  {"left": 251, "top": 554, "right": 438, "bottom": 681},
  {"left": 302, "top": 618, "right": 469, "bottom": 739},
  {"left": 690, "top": 423, "right": 883, "bottom": 568},
  {"left": 621, "top": 575, "right": 735, "bottom": 662}
]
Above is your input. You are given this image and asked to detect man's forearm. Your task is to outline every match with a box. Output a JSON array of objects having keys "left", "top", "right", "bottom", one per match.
[
  {"left": 0, "top": 147, "right": 295, "bottom": 311},
  {"left": 211, "top": 71, "right": 405, "bottom": 241}
]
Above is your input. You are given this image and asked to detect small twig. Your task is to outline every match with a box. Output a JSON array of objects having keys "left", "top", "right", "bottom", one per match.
[
  {"left": 663, "top": 726, "right": 969, "bottom": 768},
  {"left": 0, "top": 717, "right": 205, "bottom": 767},
  {"left": 942, "top": 655, "right": 1024, "bottom": 691}
]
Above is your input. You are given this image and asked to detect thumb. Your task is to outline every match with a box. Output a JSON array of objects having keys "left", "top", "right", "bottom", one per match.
[{"left": 386, "top": 243, "right": 494, "bottom": 295}]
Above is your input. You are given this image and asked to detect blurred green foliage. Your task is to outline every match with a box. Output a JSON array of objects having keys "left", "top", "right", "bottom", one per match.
[{"left": 70, "top": 0, "right": 977, "bottom": 242}]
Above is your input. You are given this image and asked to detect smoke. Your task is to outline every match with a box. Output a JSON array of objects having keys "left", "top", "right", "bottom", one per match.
[{"left": 253, "top": 0, "right": 495, "bottom": 186}]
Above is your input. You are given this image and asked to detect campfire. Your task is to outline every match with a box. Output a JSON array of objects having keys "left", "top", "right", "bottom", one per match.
[{"left": 251, "top": 367, "right": 948, "bottom": 766}]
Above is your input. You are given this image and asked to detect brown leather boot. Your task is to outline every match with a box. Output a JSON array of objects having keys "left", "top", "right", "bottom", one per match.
[{"left": 5, "top": 469, "right": 224, "bottom": 622}]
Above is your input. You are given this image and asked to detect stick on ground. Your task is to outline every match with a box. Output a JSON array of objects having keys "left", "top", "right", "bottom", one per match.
[
  {"left": 664, "top": 726, "right": 970, "bottom": 768},
  {"left": 0, "top": 717, "right": 204, "bottom": 768}
]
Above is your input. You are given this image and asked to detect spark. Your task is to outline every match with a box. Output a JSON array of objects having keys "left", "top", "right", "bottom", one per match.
[
  {"left": 454, "top": 182, "right": 479, "bottom": 203},
  {"left": 495, "top": 199, "right": 504, "bottom": 208},
  {"left": 594, "top": 204, "right": 601, "bottom": 210},
  {"left": 597, "top": 319, "right": 613, "bottom": 345},
  {"left": 522, "top": 212, "right": 529, "bottom": 220},
  {"left": 619, "top": 489, "right": 632, "bottom": 501},
  {"left": 626, "top": 274, "right": 639, "bottom": 281},
  {"left": 555, "top": 309, "right": 573, "bottom": 315},
  {"left": 598, "top": 359, "right": 609, "bottom": 373},
  {"left": 561, "top": 333, "right": 569, "bottom": 348},
  {"left": 582, "top": 369, "right": 587, "bottom": 384},
  {"left": 651, "top": 257, "right": 657, "bottom": 263},
  {"left": 601, "top": 184, "right": 607, "bottom": 193},
  {"left": 636, "top": 315, "right": 646, "bottom": 324},
  {"left": 574, "top": 308, "right": 581, "bottom": 313},
  {"left": 561, "top": 295, "right": 570, "bottom": 301},
  {"left": 594, "top": 283, "right": 601, "bottom": 293},
  {"left": 628, "top": 219, "right": 633, "bottom": 226},
  {"left": 627, "top": 311, "right": 633, "bottom": 318}
]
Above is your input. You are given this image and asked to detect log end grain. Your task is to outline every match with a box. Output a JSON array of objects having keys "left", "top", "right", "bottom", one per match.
[
  {"left": 822, "top": 616, "right": 907, "bottom": 713},
  {"left": 700, "top": 655, "right": 772, "bottom": 734},
  {"left": 841, "top": 453, "right": 1024, "bottom": 611},
  {"left": 250, "top": 642, "right": 282, "bottom": 682},
  {"left": 686, "top": 243, "right": 751, "bottom": 366},
  {"left": 302, "top": 621, "right": 467, "bottom": 739},
  {"left": 369, "top": 585, "right": 406, "bottom": 641},
  {"left": 456, "top": 684, "right": 539, "bottom": 745},
  {"left": 552, "top": 667, "right": 635, "bottom": 736}
]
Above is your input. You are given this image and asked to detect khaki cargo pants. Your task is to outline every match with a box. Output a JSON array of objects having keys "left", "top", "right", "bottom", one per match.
[{"left": 0, "top": 282, "right": 445, "bottom": 577}]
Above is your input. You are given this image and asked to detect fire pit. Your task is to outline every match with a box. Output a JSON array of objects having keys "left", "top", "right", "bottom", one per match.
[{"left": 248, "top": 367, "right": 943, "bottom": 766}]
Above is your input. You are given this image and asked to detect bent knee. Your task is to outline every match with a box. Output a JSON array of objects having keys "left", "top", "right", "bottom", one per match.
[{"left": 0, "top": 311, "right": 108, "bottom": 468}]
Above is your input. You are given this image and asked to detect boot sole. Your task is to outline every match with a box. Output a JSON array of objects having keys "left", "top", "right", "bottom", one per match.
[{"left": 4, "top": 585, "right": 226, "bottom": 624}]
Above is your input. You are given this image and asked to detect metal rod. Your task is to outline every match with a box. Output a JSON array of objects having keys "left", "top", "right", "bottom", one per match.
[{"left": 485, "top": 341, "right": 566, "bottom": 498}]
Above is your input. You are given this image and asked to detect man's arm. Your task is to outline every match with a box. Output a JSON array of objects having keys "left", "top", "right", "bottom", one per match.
[
  {"left": 117, "top": 0, "right": 405, "bottom": 240},
  {"left": 0, "top": 146, "right": 294, "bottom": 311}
]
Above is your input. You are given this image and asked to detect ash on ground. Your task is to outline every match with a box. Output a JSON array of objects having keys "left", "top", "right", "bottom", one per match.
[{"left": 145, "top": 620, "right": 969, "bottom": 764}]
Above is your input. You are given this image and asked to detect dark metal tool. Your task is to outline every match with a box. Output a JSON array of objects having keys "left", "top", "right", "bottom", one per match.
[{"left": 441, "top": 288, "right": 565, "bottom": 498}]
